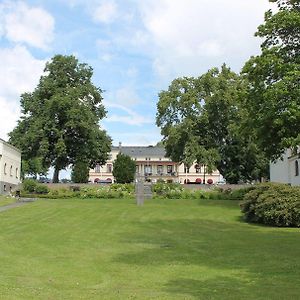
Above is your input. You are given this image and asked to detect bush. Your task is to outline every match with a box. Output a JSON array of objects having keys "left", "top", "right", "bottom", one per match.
[
  {"left": 35, "top": 184, "right": 50, "bottom": 194},
  {"left": 240, "top": 183, "right": 300, "bottom": 227},
  {"left": 152, "top": 183, "right": 184, "bottom": 198},
  {"left": 22, "top": 179, "right": 38, "bottom": 193}
]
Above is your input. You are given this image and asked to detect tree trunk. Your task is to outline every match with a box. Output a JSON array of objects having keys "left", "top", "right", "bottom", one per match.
[{"left": 53, "top": 167, "right": 60, "bottom": 183}]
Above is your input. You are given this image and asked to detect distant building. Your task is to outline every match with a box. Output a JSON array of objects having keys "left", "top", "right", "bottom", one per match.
[
  {"left": 270, "top": 148, "right": 300, "bottom": 186},
  {"left": 89, "top": 143, "right": 222, "bottom": 184},
  {"left": 0, "top": 139, "right": 22, "bottom": 194}
]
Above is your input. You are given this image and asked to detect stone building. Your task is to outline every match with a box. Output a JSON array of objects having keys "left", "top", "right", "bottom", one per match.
[
  {"left": 0, "top": 138, "right": 22, "bottom": 193},
  {"left": 89, "top": 144, "right": 222, "bottom": 184}
]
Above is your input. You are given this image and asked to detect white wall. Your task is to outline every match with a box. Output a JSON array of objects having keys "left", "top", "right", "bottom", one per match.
[
  {"left": 270, "top": 149, "right": 300, "bottom": 186},
  {"left": 0, "top": 140, "right": 21, "bottom": 191}
]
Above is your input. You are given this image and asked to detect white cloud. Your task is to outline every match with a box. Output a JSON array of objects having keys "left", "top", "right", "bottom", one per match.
[
  {"left": 0, "top": 1, "right": 54, "bottom": 50},
  {"left": 92, "top": 0, "right": 118, "bottom": 24},
  {"left": 110, "top": 130, "right": 161, "bottom": 146},
  {"left": 135, "top": 0, "right": 273, "bottom": 82},
  {"left": 0, "top": 45, "right": 46, "bottom": 139},
  {"left": 0, "top": 97, "right": 20, "bottom": 141},
  {"left": 0, "top": 45, "right": 46, "bottom": 99},
  {"left": 114, "top": 86, "right": 141, "bottom": 106},
  {"left": 104, "top": 103, "right": 153, "bottom": 126}
]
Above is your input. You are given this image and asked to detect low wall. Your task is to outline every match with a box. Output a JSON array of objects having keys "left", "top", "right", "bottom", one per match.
[
  {"left": 44, "top": 182, "right": 251, "bottom": 191},
  {"left": 183, "top": 184, "right": 251, "bottom": 191}
]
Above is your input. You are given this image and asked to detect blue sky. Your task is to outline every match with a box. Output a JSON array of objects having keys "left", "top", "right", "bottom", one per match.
[{"left": 0, "top": 0, "right": 273, "bottom": 149}]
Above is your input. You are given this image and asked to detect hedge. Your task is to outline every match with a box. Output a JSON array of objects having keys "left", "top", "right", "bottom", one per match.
[{"left": 240, "top": 183, "right": 300, "bottom": 227}]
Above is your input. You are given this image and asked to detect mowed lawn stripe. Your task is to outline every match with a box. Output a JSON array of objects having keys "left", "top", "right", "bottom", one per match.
[{"left": 0, "top": 198, "right": 299, "bottom": 299}]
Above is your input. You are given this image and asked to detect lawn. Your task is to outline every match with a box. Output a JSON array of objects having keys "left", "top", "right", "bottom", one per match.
[
  {"left": 0, "top": 198, "right": 299, "bottom": 299},
  {"left": 0, "top": 195, "right": 17, "bottom": 207}
]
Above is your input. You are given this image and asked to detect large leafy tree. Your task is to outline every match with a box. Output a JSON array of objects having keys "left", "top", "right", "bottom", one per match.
[
  {"left": 242, "top": 0, "right": 300, "bottom": 159},
  {"left": 9, "top": 55, "right": 111, "bottom": 182},
  {"left": 112, "top": 153, "right": 136, "bottom": 184},
  {"left": 156, "top": 65, "right": 269, "bottom": 183}
]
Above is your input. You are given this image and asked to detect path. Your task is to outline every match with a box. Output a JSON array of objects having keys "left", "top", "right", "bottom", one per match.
[{"left": 0, "top": 198, "right": 36, "bottom": 213}]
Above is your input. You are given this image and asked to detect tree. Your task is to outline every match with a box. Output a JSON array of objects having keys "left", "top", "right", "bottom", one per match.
[
  {"left": 156, "top": 65, "right": 269, "bottom": 183},
  {"left": 9, "top": 55, "right": 111, "bottom": 182},
  {"left": 71, "top": 160, "right": 90, "bottom": 183},
  {"left": 112, "top": 153, "right": 136, "bottom": 184},
  {"left": 242, "top": 0, "right": 300, "bottom": 159}
]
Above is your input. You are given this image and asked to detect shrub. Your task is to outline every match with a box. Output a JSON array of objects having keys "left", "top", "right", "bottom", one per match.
[
  {"left": 152, "top": 183, "right": 184, "bottom": 198},
  {"left": 240, "top": 183, "right": 300, "bottom": 227},
  {"left": 70, "top": 185, "right": 81, "bottom": 192},
  {"left": 230, "top": 186, "right": 255, "bottom": 200},
  {"left": 35, "top": 184, "right": 50, "bottom": 194},
  {"left": 22, "top": 179, "right": 38, "bottom": 193}
]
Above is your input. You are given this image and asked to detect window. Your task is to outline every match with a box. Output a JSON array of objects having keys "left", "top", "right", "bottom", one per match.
[
  {"left": 195, "top": 164, "right": 201, "bottom": 173},
  {"left": 296, "top": 160, "right": 299, "bottom": 177},
  {"left": 10, "top": 165, "right": 13, "bottom": 176},
  {"left": 184, "top": 164, "right": 189, "bottom": 174},
  {"left": 95, "top": 164, "right": 100, "bottom": 173},
  {"left": 16, "top": 168, "right": 18, "bottom": 179},
  {"left": 157, "top": 165, "right": 163, "bottom": 175},
  {"left": 167, "top": 165, "right": 173, "bottom": 174},
  {"left": 4, "top": 163, "right": 7, "bottom": 175},
  {"left": 144, "top": 165, "right": 152, "bottom": 175},
  {"left": 107, "top": 164, "right": 112, "bottom": 173},
  {"left": 3, "top": 185, "right": 6, "bottom": 191}
]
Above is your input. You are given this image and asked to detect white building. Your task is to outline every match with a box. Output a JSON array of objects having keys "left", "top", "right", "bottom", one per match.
[
  {"left": 89, "top": 144, "right": 222, "bottom": 184},
  {"left": 270, "top": 148, "right": 300, "bottom": 186},
  {"left": 0, "top": 138, "right": 22, "bottom": 194}
]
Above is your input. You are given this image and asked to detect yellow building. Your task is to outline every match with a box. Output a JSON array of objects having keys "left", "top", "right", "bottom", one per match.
[{"left": 89, "top": 144, "right": 222, "bottom": 184}]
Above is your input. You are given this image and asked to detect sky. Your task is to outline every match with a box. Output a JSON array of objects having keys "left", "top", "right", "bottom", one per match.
[{"left": 0, "top": 0, "right": 274, "bottom": 149}]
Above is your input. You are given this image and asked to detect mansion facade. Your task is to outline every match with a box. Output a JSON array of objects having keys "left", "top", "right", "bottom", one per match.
[{"left": 89, "top": 144, "right": 222, "bottom": 184}]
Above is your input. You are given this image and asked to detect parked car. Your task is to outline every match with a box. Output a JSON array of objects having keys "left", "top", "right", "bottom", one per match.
[
  {"left": 38, "top": 177, "right": 51, "bottom": 183},
  {"left": 215, "top": 180, "right": 226, "bottom": 185}
]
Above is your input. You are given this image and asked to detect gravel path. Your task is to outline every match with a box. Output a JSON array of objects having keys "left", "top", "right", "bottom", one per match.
[{"left": 0, "top": 198, "right": 37, "bottom": 213}]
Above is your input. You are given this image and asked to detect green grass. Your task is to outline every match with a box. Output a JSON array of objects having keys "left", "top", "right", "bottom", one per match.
[
  {"left": 0, "top": 195, "right": 17, "bottom": 207},
  {"left": 0, "top": 198, "right": 299, "bottom": 299}
]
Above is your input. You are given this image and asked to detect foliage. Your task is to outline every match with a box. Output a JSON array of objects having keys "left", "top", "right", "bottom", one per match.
[
  {"left": 151, "top": 182, "right": 253, "bottom": 200},
  {"left": 156, "top": 65, "right": 269, "bottom": 183},
  {"left": 22, "top": 179, "right": 38, "bottom": 193},
  {"left": 242, "top": 0, "right": 300, "bottom": 159},
  {"left": 21, "top": 183, "right": 135, "bottom": 199},
  {"left": 9, "top": 55, "right": 111, "bottom": 182},
  {"left": 112, "top": 153, "right": 136, "bottom": 184},
  {"left": 35, "top": 184, "right": 50, "bottom": 194},
  {"left": 22, "top": 179, "right": 49, "bottom": 194},
  {"left": 71, "top": 161, "right": 90, "bottom": 183},
  {"left": 240, "top": 183, "right": 300, "bottom": 227}
]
